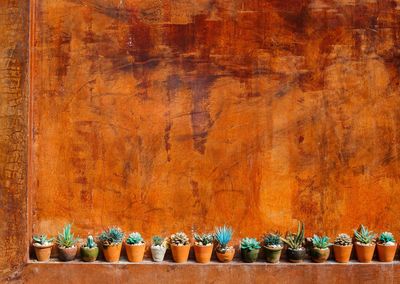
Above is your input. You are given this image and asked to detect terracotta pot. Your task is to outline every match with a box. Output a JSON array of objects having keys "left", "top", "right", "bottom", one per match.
[
  {"left": 33, "top": 243, "right": 53, "bottom": 262},
  {"left": 125, "top": 242, "right": 145, "bottom": 262},
  {"left": 355, "top": 243, "right": 375, "bottom": 263},
  {"left": 333, "top": 244, "right": 353, "bottom": 263},
  {"left": 80, "top": 246, "right": 99, "bottom": 262},
  {"left": 310, "top": 247, "right": 330, "bottom": 263},
  {"left": 264, "top": 246, "right": 282, "bottom": 263},
  {"left": 194, "top": 244, "right": 213, "bottom": 263},
  {"left": 151, "top": 245, "right": 167, "bottom": 262},
  {"left": 171, "top": 244, "right": 190, "bottom": 263},
  {"left": 241, "top": 248, "right": 259, "bottom": 263},
  {"left": 216, "top": 248, "right": 235, "bottom": 263},
  {"left": 102, "top": 243, "right": 122, "bottom": 262},
  {"left": 377, "top": 243, "right": 397, "bottom": 262},
  {"left": 58, "top": 246, "right": 77, "bottom": 261},
  {"left": 286, "top": 247, "right": 306, "bottom": 263}
]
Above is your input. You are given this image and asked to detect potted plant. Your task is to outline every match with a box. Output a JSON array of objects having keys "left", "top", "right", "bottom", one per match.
[
  {"left": 262, "top": 232, "right": 283, "bottom": 263},
  {"left": 240, "top": 238, "right": 260, "bottom": 263},
  {"left": 56, "top": 224, "right": 77, "bottom": 261},
  {"left": 151, "top": 236, "right": 168, "bottom": 262},
  {"left": 32, "top": 235, "right": 54, "bottom": 262},
  {"left": 333, "top": 233, "right": 353, "bottom": 263},
  {"left": 281, "top": 221, "right": 306, "bottom": 263},
  {"left": 193, "top": 232, "right": 214, "bottom": 263},
  {"left": 354, "top": 224, "right": 376, "bottom": 263},
  {"left": 125, "top": 232, "right": 145, "bottom": 262},
  {"left": 170, "top": 232, "right": 190, "bottom": 263},
  {"left": 99, "top": 227, "right": 124, "bottom": 262},
  {"left": 215, "top": 225, "right": 235, "bottom": 263},
  {"left": 310, "top": 235, "right": 331, "bottom": 263},
  {"left": 80, "top": 235, "right": 99, "bottom": 262},
  {"left": 377, "top": 232, "right": 397, "bottom": 262}
]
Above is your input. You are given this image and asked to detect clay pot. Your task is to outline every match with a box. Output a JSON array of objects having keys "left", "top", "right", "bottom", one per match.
[
  {"left": 58, "top": 246, "right": 77, "bottom": 261},
  {"left": 102, "top": 243, "right": 122, "bottom": 262},
  {"left": 310, "top": 247, "right": 330, "bottom": 263},
  {"left": 355, "top": 243, "right": 376, "bottom": 263},
  {"left": 216, "top": 248, "right": 235, "bottom": 263},
  {"left": 33, "top": 243, "right": 53, "bottom": 262},
  {"left": 151, "top": 245, "right": 167, "bottom": 262},
  {"left": 377, "top": 243, "right": 397, "bottom": 262},
  {"left": 264, "top": 246, "right": 282, "bottom": 263},
  {"left": 80, "top": 246, "right": 99, "bottom": 262},
  {"left": 194, "top": 244, "right": 213, "bottom": 263},
  {"left": 241, "top": 248, "right": 259, "bottom": 263},
  {"left": 333, "top": 244, "right": 353, "bottom": 263},
  {"left": 286, "top": 247, "right": 306, "bottom": 263},
  {"left": 125, "top": 242, "right": 145, "bottom": 262},
  {"left": 171, "top": 244, "right": 191, "bottom": 263}
]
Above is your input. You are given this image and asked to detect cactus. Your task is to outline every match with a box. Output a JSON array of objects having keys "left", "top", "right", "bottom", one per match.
[
  {"left": 193, "top": 233, "right": 214, "bottom": 246},
  {"left": 126, "top": 232, "right": 144, "bottom": 245},
  {"left": 215, "top": 225, "right": 233, "bottom": 251},
  {"left": 379, "top": 232, "right": 395, "bottom": 244},
  {"left": 99, "top": 227, "right": 124, "bottom": 246},
  {"left": 33, "top": 234, "right": 54, "bottom": 246},
  {"left": 312, "top": 235, "right": 331, "bottom": 249},
  {"left": 170, "top": 232, "right": 190, "bottom": 246},
  {"left": 83, "top": 235, "right": 97, "bottom": 248},
  {"left": 56, "top": 224, "right": 77, "bottom": 248},
  {"left": 334, "top": 233, "right": 352, "bottom": 246},
  {"left": 263, "top": 232, "right": 282, "bottom": 247},
  {"left": 241, "top": 238, "right": 261, "bottom": 251},
  {"left": 280, "top": 221, "right": 305, "bottom": 249},
  {"left": 354, "top": 225, "right": 376, "bottom": 245}
]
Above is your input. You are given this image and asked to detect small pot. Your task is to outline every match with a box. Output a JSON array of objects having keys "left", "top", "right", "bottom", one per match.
[
  {"left": 171, "top": 244, "right": 191, "bottom": 263},
  {"left": 151, "top": 245, "right": 167, "bottom": 262},
  {"left": 58, "top": 246, "right": 77, "bottom": 261},
  {"left": 80, "top": 246, "right": 99, "bottom": 262},
  {"left": 102, "top": 243, "right": 122, "bottom": 262},
  {"left": 125, "top": 242, "right": 145, "bottom": 262},
  {"left": 355, "top": 242, "right": 376, "bottom": 263},
  {"left": 310, "top": 247, "right": 330, "bottom": 263},
  {"left": 333, "top": 244, "right": 353, "bottom": 263},
  {"left": 286, "top": 247, "right": 306, "bottom": 263},
  {"left": 216, "top": 247, "right": 235, "bottom": 263},
  {"left": 33, "top": 243, "right": 53, "bottom": 262},
  {"left": 194, "top": 244, "right": 213, "bottom": 263},
  {"left": 377, "top": 243, "right": 397, "bottom": 262},
  {"left": 264, "top": 246, "right": 282, "bottom": 263},
  {"left": 241, "top": 248, "right": 259, "bottom": 263}
]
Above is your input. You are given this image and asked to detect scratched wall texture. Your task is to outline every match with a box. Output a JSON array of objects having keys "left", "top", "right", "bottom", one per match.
[{"left": 30, "top": 0, "right": 400, "bottom": 240}]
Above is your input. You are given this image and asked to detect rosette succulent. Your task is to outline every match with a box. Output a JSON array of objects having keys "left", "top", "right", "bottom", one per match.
[
  {"left": 170, "top": 232, "right": 190, "bottom": 246},
  {"left": 334, "top": 233, "right": 352, "bottom": 246}
]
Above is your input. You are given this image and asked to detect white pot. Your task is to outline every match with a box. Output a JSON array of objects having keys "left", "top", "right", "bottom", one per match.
[{"left": 151, "top": 245, "right": 167, "bottom": 262}]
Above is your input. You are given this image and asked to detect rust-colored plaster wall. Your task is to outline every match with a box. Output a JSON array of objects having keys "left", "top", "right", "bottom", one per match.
[{"left": 30, "top": 0, "right": 400, "bottom": 241}]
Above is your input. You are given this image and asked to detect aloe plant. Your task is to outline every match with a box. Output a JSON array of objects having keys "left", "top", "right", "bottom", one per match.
[
  {"left": 312, "top": 235, "right": 331, "bottom": 249},
  {"left": 33, "top": 235, "right": 54, "bottom": 246},
  {"left": 56, "top": 224, "right": 77, "bottom": 248},
  {"left": 280, "top": 221, "right": 305, "bottom": 249},
  {"left": 354, "top": 225, "right": 375, "bottom": 245}
]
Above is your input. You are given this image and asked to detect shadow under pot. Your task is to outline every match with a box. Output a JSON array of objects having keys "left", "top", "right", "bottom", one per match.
[
  {"left": 377, "top": 243, "right": 397, "bottom": 262},
  {"left": 151, "top": 245, "right": 167, "bottom": 262},
  {"left": 102, "top": 243, "right": 122, "bottom": 262},
  {"left": 286, "top": 247, "right": 306, "bottom": 263},
  {"left": 264, "top": 246, "right": 282, "bottom": 263},
  {"left": 310, "top": 247, "right": 330, "bottom": 263},
  {"left": 171, "top": 244, "right": 191, "bottom": 263},
  {"left": 355, "top": 242, "right": 376, "bottom": 263},
  {"left": 216, "top": 247, "right": 235, "bottom": 263},
  {"left": 333, "top": 244, "right": 353, "bottom": 263},
  {"left": 58, "top": 246, "right": 77, "bottom": 261},
  {"left": 194, "top": 244, "right": 213, "bottom": 263},
  {"left": 33, "top": 243, "right": 53, "bottom": 262},
  {"left": 125, "top": 242, "right": 145, "bottom": 262},
  {"left": 80, "top": 246, "right": 99, "bottom": 262},
  {"left": 241, "top": 248, "right": 260, "bottom": 263}
]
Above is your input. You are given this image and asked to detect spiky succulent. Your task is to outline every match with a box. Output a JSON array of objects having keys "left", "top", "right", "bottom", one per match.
[
  {"left": 379, "top": 232, "right": 395, "bottom": 244},
  {"left": 126, "top": 232, "right": 144, "bottom": 245},
  {"left": 354, "top": 225, "right": 376, "bottom": 245},
  {"left": 33, "top": 235, "right": 54, "bottom": 246},
  {"left": 263, "top": 232, "right": 282, "bottom": 247},
  {"left": 241, "top": 238, "right": 261, "bottom": 251},
  {"left": 152, "top": 235, "right": 168, "bottom": 248},
  {"left": 83, "top": 235, "right": 97, "bottom": 248},
  {"left": 334, "top": 233, "right": 352, "bottom": 246},
  {"left": 170, "top": 232, "right": 190, "bottom": 246},
  {"left": 215, "top": 225, "right": 233, "bottom": 252},
  {"left": 56, "top": 224, "right": 77, "bottom": 248},
  {"left": 194, "top": 233, "right": 214, "bottom": 246},
  {"left": 281, "top": 221, "right": 305, "bottom": 249},
  {"left": 99, "top": 227, "right": 124, "bottom": 246},
  {"left": 312, "top": 235, "right": 331, "bottom": 249}
]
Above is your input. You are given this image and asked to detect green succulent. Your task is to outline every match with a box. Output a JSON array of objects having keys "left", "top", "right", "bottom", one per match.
[
  {"left": 33, "top": 234, "right": 54, "bottom": 245},
  {"left": 170, "top": 232, "right": 190, "bottom": 246},
  {"left": 99, "top": 227, "right": 124, "bottom": 246},
  {"left": 83, "top": 235, "right": 97, "bottom": 248},
  {"left": 354, "top": 225, "right": 376, "bottom": 245},
  {"left": 312, "top": 235, "right": 331, "bottom": 249},
  {"left": 379, "top": 232, "right": 395, "bottom": 244},
  {"left": 56, "top": 224, "right": 77, "bottom": 248},
  {"left": 194, "top": 233, "right": 214, "bottom": 246},
  {"left": 263, "top": 232, "right": 282, "bottom": 247},
  {"left": 215, "top": 225, "right": 233, "bottom": 252},
  {"left": 152, "top": 235, "right": 167, "bottom": 247},
  {"left": 241, "top": 238, "right": 261, "bottom": 251},
  {"left": 281, "top": 221, "right": 305, "bottom": 249},
  {"left": 126, "top": 232, "right": 144, "bottom": 245},
  {"left": 334, "top": 233, "right": 352, "bottom": 246}
]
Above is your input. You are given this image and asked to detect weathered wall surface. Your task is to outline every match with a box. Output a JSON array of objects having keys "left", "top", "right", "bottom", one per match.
[{"left": 29, "top": 0, "right": 400, "bottom": 241}]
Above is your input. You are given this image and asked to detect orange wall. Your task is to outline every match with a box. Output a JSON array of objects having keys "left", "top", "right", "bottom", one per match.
[{"left": 30, "top": 0, "right": 400, "bottom": 242}]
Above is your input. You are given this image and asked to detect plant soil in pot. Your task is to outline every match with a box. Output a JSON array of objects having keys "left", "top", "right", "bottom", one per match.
[
  {"left": 80, "top": 235, "right": 99, "bottom": 262},
  {"left": 333, "top": 233, "right": 353, "bottom": 263},
  {"left": 125, "top": 232, "right": 145, "bottom": 262},
  {"left": 56, "top": 224, "right": 78, "bottom": 261},
  {"left": 354, "top": 224, "right": 376, "bottom": 263},
  {"left": 286, "top": 247, "right": 306, "bottom": 263},
  {"left": 193, "top": 233, "right": 214, "bottom": 263},
  {"left": 170, "top": 232, "right": 191, "bottom": 263},
  {"left": 32, "top": 235, "right": 54, "bottom": 262},
  {"left": 281, "top": 221, "right": 306, "bottom": 263},
  {"left": 215, "top": 225, "right": 235, "bottom": 263},
  {"left": 377, "top": 232, "right": 397, "bottom": 262},
  {"left": 99, "top": 227, "right": 124, "bottom": 262},
  {"left": 240, "top": 238, "right": 261, "bottom": 263},
  {"left": 263, "top": 233, "right": 283, "bottom": 263},
  {"left": 310, "top": 235, "right": 331, "bottom": 263},
  {"left": 151, "top": 236, "right": 168, "bottom": 262}
]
